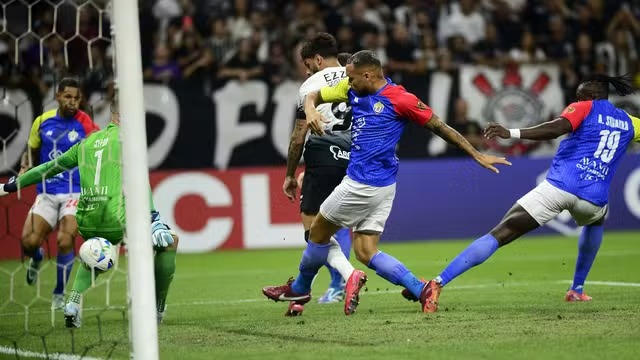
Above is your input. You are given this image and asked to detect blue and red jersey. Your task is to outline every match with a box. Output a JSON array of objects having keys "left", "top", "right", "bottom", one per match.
[
  {"left": 321, "top": 78, "right": 432, "bottom": 186},
  {"left": 28, "top": 109, "right": 99, "bottom": 194},
  {"left": 546, "top": 100, "right": 640, "bottom": 206}
]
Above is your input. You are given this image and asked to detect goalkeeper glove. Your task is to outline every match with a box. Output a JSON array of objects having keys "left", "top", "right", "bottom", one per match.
[
  {"left": 0, "top": 176, "right": 17, "bottom": 196},
  {"left": 151, "top": 221, "right": 174, "bottom": 248}
]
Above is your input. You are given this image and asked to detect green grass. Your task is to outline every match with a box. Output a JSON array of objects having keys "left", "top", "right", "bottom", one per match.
[{"left": 1, "top": 232, "right": 639, "bottom": 360}]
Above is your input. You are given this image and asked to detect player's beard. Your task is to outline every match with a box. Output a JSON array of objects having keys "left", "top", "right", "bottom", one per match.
[{"left": 61, "top": 106, "right": 77, "bottom": 118}]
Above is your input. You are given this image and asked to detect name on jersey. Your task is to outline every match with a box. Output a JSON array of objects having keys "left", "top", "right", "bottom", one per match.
[
  {"left": 324, "top": 70, "right": 346, "bottom": 85},
  {"left": 330, "top": 145, "right": 350, "bottom": 161},
  {"left": 598, "top": 114, "right": 629, "bottom": 131}
]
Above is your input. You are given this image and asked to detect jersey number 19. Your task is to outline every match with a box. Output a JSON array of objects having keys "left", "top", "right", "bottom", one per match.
[{"left": 594, "top": 130, "right": 620, "bottom": 163}]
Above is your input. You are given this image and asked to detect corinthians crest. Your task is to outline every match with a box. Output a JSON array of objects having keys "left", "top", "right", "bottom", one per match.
[{"left": 473, "top": 67, "right": 550, "bottom": 129}]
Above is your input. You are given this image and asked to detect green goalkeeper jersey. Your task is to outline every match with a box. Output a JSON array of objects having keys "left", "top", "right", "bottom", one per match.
[{"left": 16, "top": 122, "right": 154, "bottom": 243}]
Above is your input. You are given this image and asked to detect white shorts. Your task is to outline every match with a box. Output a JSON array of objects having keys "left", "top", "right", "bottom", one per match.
[
  {"left": 319, "top": 176, "right": 396, "bottom": 233},
  {"left": 29, "top": 193, "right": 80, "bottom": 228},
  {"left": 517, "top": 180, "right": 608, "bottom": 226}
]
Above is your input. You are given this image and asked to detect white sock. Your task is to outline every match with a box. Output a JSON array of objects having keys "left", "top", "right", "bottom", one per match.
[{"left": 327, "top": 236, "right": 354, "bottom": 280}]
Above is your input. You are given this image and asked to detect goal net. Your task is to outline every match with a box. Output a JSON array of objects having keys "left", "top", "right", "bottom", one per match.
[{"left": 0, "top": 1, "right": 154, "bottom": 358}]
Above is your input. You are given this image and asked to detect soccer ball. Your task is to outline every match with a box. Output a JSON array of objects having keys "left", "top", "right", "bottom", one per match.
[{"left": 79, "top": 237, "right": 114, "bottom": 272}]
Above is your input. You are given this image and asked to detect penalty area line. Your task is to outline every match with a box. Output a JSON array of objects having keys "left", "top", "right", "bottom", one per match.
[{"left": 0, "top": 345, "right": 104, "bottom": 360}]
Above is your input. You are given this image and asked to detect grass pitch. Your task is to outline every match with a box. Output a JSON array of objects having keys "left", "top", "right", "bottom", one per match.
[{"left": 1, "top": 232, "right": 639, "bottom": 359}]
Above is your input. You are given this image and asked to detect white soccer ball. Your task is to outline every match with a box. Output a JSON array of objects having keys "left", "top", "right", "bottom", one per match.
[{"left": 79, "top": 237, "right": 114, "bottom": 272}]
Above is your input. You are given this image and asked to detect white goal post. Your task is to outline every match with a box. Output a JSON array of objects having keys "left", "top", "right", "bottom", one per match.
[{"left": 112, "top": 1, "right": 159, "bottom": 359}]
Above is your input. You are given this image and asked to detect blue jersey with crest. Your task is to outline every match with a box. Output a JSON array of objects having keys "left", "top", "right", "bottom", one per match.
[
  {"left": 546, "top": 100, "right": 640, "bottom": 206},
  {"left": 28, "top": 109, "right": 98, "bottom": 195},
  {"left": 320, "top": 78, "right": 433, "bottom": 186}
]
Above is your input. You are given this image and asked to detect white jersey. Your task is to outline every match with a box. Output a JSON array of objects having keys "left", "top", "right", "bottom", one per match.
[
  {"left": 297, "top": 66, "right": 351, "bottom": 133},
  {"left": 296, "top": 66, "right": 352, "bottom": 168}
]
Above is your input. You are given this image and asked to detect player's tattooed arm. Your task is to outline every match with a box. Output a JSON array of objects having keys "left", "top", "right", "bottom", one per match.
[
  {"left": 286, "top": 120, "right": 308, "bottom": 177},
  {"left": 484, "top": 118, "right": 572, "bottom": 141},
  {"left": 426, "top": 115, "right": 511, "bottom": 173},
  {"left": 425, "top": 115, "right": 481, "bottom": 158}
]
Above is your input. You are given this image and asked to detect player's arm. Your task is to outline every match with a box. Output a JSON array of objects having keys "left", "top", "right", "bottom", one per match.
[
  {"left": 304, "top": 78, "right": 350, "bottom": 136},
  {"left": 485, "top": 101, "right": 590, "bottom": 141},
  {"left": 283, "top": 118, "right": 308, "bottom": 201},
  {"left": 21, "top": 115, "right": 45, "bottom": 173},
  {"left": 394, "top": 92, "right": 511, "bottom": 173},
  {"left": 1, "top": 143, "right": 79, "bottom": 194}
]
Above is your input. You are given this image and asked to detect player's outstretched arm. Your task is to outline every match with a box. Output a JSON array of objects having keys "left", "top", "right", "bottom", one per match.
[
  {"left": 484, "top": 118, "right": 572, "bottom": 141},
  {"left": 283, "top": 119, "right": 308, "bottom": 201},
  {"left": 0, "top": 143, "right": 79, "bottom": 195},
  {"left": 426, "top": 115, "right": 512, "bottom": 174}
]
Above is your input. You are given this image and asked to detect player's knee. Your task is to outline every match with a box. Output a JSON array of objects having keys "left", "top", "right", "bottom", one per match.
[
  {"left": 309, "top": 221, "right": 331, "bottom": 245},
  {"left": 56, "top": 232, "right": 74, "bottom": 253},
  {"left": 21, "top": 233, "right": 42, "bottom": 252}
]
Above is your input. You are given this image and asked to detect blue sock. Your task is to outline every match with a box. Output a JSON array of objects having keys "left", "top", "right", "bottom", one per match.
[
  {"left": 53, "top": 252, "right": 75, "bottom": 295},
  {"left": 571, "top": 225, "right": 603, "bottom": 294},
  {"left": 326, "top": 228, "right": 351, "bottom": 288},
  {"left": 27, "top": 247, "right": 44, "bottom": 262},
  {"left": 438, "top": 234, "right": 499, "bottom": 286},
  {"left": 291, "top": 242, "right": 331, "bottom": 294},
  {"left": 368, "top": 251, "right": 423, "bottom": 298}
]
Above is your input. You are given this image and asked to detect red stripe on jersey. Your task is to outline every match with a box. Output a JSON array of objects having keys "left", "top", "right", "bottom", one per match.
[
  {"left": 75, "top": 110, "right": 99, "bottom": 135},
  {"left": 381, "top": 85, "right": 433, "bottom": 126},
  {"left": 560, "top": 100, "right": 593, "bottom": 131}
]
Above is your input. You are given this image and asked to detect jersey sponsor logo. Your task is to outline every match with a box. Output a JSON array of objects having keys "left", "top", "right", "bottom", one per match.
[
  {"left": 417, "top": 101, "right": 427, "bottom": 111},
  {"left": 566, "top": 106, "right": 575, "bottom": 113},
  {"left": 373, "top": 101, "right": 384, "bottom": 114},
  {"left": 68, "top": 129, "right": 79, "bottom": 142},
  {"left": 597, "top": 114, "right": 629, "bottom": 131},
  {"left": 330, "top": 145, "right": 350, "bottom": 160},
  {"left": 45, "top": 130, "right": 53, "bottom": 137},
  {"left": 576, "top": 157, "right": 610, "bottom": 181}
]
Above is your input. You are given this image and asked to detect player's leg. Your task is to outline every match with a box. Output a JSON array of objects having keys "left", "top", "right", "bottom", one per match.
[
  {"left": 350, "top": 182, "right": 425, "bottom": 312},
  {"left": 64, "top": 231, "right": 122, "bottom": 328},
  {"left": 566, "top": 202, "right": 608, "bottom": 301},
  {"left": 262, "top": 177, "right": 366, "bottom": 312},
  {"left": 422, "top": 181, "right": 567, "bottom": 312},
  {"left": 21, "top": 195, "right": 56, "bottom": 285},
  {"left": 301, "top": 167, "right": 354, "bottom": 303},
  {"left": 52, "top": 196, "right": 79, "bottom": 308},
  {"left": 155, "top": 233, "right": 178, "bottom": 323}
]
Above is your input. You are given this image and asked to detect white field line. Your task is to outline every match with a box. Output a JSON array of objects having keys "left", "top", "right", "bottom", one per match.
[
  {"left": 0, "top": 345, "right": 104, "bottom": 360},
  {"left": 2, "top": 280, "right": 640, "bottom": 318}
]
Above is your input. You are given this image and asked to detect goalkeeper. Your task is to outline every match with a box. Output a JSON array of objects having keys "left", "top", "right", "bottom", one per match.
[{"left": 0, "top": 94, "right": 178, "bottom": 328}]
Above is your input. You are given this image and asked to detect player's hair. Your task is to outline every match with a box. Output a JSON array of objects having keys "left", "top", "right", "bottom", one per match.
[
  {"left": 347, "top": 50, "right": 382, "bottom": 69},
  {"left": 337, "top": 52, "right": 352, "bottom": 66},
  {"left": 299, "top": 32, "right": 338, "bottom": 60},
  {"left": 579, "top": 74, "right": 635, "bottom": 99},
  {"left": 57, "top": 77, "right": 81, "bottom": 92}
]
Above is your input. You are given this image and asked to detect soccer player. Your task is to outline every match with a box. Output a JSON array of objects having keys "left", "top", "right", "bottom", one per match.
[
  {"left": 263, "top": 50, "right": 510, "bottom": 314},
  {"left": 414, "top": 74, "right": 639, "bottom": 312},
  {"left": 20, "top": 78, "right": 99, "bottom": 309},
  {"left": 1, "top": 94, "right": 178, "bottom": 328},
  {"left": 283, "top": 33, "right": 353, "bottom": 313}
]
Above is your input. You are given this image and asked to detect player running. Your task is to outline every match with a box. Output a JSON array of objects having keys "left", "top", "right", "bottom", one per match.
[
  {"left": 414, "top": 74, "right": 639, "bottom": 312},
  {"left": 20, "top": 77, "right": 99, "bottom": 309},
  {"left": 283, "top": 33, "right": 353, "bottom": 314},
  {"left": 1, "top": 94, "right": 178, "bottom": 328},
  {"left": 263, "top": 50, "right": 510, "bottom": 315}
]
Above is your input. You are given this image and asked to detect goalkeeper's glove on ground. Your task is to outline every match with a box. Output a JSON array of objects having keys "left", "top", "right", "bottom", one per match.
[{"left": 151, "top": 221, "right": 174, "bottom": 248}]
